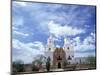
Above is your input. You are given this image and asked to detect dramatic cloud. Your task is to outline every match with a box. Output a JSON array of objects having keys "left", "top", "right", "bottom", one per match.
[
  {"left": 12, "top": 39, "right": 45, "bottom": 63},
  {"left": 71, "top": 32, "right": 95, "bottom": 52},
  {"left": 67, "top": 32, "right": 95, "bottom": 57},
  {"left": 13, "top": 31, "right": 29, "bottom": 37},
  {"left": 48, "top": 21, "right": 85, "bottom": 37}
]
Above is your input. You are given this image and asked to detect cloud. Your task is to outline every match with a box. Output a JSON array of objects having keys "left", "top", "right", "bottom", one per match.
[
  {"left": 72, "top": 32, "right": 95, "bottom": 52},
  {"left": 56, "top": 45, "right": 60, "bottom": 48},
  {"left": 48, "top": 21, "right": 85, "bottom": 37},
  {"left": 13, "top": 31, "right": 29, "bottom": 37},
  {"left": 12, "top": 39, "right": 45, "bottom": 63},
  {"left": 69, "top": 32, "right": 96, "bottom": 57}
]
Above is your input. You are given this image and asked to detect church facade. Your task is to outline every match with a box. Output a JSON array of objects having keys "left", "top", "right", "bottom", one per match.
[{"left": 45, "top": 35, "right": 74, "bottom": 69}]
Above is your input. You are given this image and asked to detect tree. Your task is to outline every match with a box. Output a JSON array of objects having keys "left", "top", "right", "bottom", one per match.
[
  {"left": 32, "top": 60, "right": 39, "bottom": 71},
  {"left": 12, "top": 60, "right": 25, "bottom": 73},
  {"left": 87, "top": 56, "right": 96, "bottom": 68},
  {"left": 46, "top": 56, "right": 51, "bottom": 72},
  {"left": 63, "top": 59, "right": 68, "bottom": 69},
  {"left": 32, "top": 55, "right": 46, "bottom": 71}
]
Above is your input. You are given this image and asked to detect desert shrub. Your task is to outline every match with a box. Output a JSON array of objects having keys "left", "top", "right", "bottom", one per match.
[
  {"left": 12, "top": 60, "right": 25, "bottom": 72},
  {"left": 32, "top": 55, "right": 46, "bottom": 71},
  {"left": 32, "top": 64, "right": 39, "bottom": 71},
  {"left": 32, "top": 60, "right": 40, "bottom": 71}
]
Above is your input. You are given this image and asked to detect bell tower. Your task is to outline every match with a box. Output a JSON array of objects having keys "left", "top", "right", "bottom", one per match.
[
  {"left": 63, "top": 37, "right": 74, "bottom": 64},
  {"left": 45, "top": 34, "right": 55, "bottom": 65},
  {"left": 46, "top": 34, "right": 55, "bottom": 51}
]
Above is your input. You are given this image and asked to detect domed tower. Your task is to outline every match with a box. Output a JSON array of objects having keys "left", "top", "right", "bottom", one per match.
[
  {"left": 45, "top": 34, "right": 55, "bottom": 65},
  {"left": 63, "top": 38, "right": 74, "bottom": 64}
]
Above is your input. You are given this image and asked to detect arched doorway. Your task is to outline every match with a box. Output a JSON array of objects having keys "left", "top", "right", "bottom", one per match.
[
  {"left": 53, "top": 48, "right": 66, "bottom": 68},
  {"left": 58, "top": 62, "right": 61, "bottom": 68}
]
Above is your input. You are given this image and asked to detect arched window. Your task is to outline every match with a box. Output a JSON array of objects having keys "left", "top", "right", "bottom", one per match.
[
  {"left": 68, "top": 56, "right": 72, "bottom": 60},
  {"left": 49, "top": 48, "right": 51, "bottom": 50},
  {"left": 67, "top": 47, "right": 69, "bottom": 50}
]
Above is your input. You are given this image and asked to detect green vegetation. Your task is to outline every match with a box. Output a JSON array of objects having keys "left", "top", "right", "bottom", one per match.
[
  {"left": 63, "top": 59, "right": 68, "bottom": 69},
  {"left": 32, "top": 61, "right": 39, "bottom": 71},
  {"left": 87, "top": 56, "right": 96, "bottom": 68},
  {"left": 12, "top": 60, "right": 25, "bottom": 73},
  {"left": 32, "top": 55, "right": 46, "bottom": 71},
  {"left": 46, "top": 57, "right": 51, "bottom": 72},
  {"left": 32, "top": 59, "right": 43, "bottom": 71}
]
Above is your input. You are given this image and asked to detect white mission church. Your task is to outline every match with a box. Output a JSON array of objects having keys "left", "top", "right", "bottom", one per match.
[{"left": 44, "top": 35, "right": 74, "bottom": 68}]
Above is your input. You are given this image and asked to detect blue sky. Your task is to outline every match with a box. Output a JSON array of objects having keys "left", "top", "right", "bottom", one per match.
[{"left": 12, "top": 1, "right": 96, "bottom": 63}]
